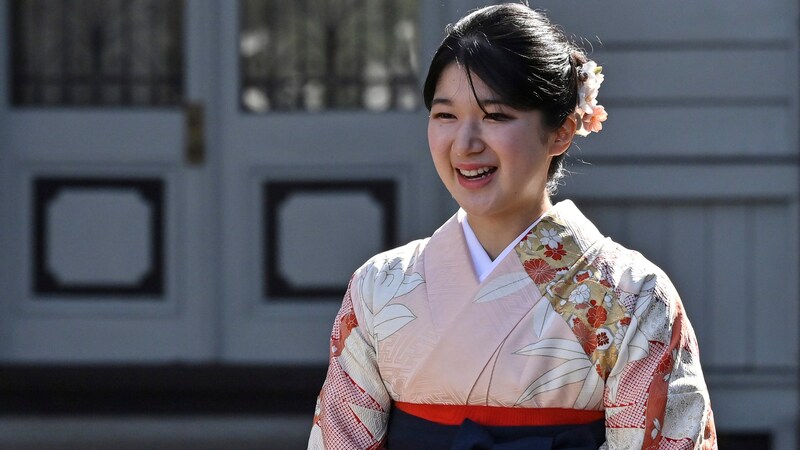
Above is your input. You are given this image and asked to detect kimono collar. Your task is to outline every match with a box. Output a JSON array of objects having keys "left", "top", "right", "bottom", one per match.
[
  {"left": 516, "top": 200, "right": 605, "bottom": 277},
  {"left": 459, "top": 208, "right": 548, "bottom": 283}
]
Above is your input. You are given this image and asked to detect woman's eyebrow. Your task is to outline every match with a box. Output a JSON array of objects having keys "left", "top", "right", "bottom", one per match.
[
  {"left": 479, "top": 99, "right": 507, "bottom": 107},
  {"left": 431, "top": 98, "right": 508, "bottom": 107}
]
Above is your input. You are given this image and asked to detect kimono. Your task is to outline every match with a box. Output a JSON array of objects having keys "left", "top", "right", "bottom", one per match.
[{"left": 309, "top": 200, "right": 717, "bottom": 449}]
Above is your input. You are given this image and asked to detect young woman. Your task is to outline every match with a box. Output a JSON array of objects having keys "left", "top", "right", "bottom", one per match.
[{"left": 309, "top": 4, "right": 716, "bottom": 449}]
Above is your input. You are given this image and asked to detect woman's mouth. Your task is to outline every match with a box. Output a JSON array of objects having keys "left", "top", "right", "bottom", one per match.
[{"left": 457, "top": 166, "right": 497, "bottom": 180}]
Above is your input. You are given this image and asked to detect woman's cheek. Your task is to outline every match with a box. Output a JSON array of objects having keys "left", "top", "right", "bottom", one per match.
[{"left": 428, "top": 134, "right": 449, "bottom": 157}]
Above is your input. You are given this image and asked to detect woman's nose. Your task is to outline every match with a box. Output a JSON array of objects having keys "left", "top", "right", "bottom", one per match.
[{"left": 453, "top": 120, "right": 484, "bottom": 156}]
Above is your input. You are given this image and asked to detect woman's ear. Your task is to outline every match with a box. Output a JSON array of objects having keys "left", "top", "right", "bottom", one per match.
[{"left": 549, "top": 115, "right": 577, "bottom": 156}]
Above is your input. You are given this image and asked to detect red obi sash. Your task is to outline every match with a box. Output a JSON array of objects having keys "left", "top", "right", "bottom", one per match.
[{"left": 394, "top": 402, "right": 604, "bottom": 427}]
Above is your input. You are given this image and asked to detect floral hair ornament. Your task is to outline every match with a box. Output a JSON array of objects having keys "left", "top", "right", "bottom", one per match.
[{"left": 574, "top": 60, "right": 607, "bottom": 136}]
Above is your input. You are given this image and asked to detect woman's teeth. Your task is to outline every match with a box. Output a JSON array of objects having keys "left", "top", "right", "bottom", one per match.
[{"left": 458, "top": 167, "right": 496, "bottom": 179}]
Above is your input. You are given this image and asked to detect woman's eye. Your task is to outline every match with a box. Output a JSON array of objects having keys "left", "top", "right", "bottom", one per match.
[
  {"left": 485, "top": 112, "right": 511, "bottom": 121},
  {"left": 432, "top": 112, "right": 455, "bottom": 119}
]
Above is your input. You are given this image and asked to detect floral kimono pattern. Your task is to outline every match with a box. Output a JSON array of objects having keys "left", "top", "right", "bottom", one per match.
[{"left": 309, "top": 200, "right": 716, "bottom": 449}]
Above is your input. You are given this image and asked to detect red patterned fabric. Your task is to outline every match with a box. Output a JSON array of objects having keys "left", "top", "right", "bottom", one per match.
[{"left": 311, "top": 283, "right": 389, "bottom": 449}]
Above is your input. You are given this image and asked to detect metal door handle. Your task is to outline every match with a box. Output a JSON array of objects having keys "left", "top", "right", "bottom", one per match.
[{"left": 184, "top": 102, "right": 205, "bottom": 166}]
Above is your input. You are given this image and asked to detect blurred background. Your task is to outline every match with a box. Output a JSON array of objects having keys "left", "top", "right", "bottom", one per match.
[{"left": 0, "top": 0, "right": 796, "bottom": 448}]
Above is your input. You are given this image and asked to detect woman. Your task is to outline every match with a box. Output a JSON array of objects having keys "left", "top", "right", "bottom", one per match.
[{"left": 309, "top": 4, "right": 716, "bottom": 449}]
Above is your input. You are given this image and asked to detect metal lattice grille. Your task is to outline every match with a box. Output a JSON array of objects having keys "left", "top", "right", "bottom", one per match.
[
  {"left": 240, "top": 0, "right": 420, "bottom": 113},
  {"left": 10, "top": 0, "right": 183, "bottom": 107}
]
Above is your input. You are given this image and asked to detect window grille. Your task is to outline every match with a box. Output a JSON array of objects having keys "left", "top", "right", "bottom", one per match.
[
  {"left": 10, "top": 0, "right": 183, "bottom": 107},
  {"left": 240, "top": 0, "right": 420, "bottom": 113}
]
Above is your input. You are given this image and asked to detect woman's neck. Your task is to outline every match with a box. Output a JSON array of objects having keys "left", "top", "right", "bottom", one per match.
[{"left": 466, "top": 200, "right": 552, "bottom": 260}]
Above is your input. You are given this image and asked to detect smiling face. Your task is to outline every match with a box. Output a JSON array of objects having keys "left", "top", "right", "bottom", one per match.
[{"left": 428, "top": 63, "right": 572, "bottom": 232}]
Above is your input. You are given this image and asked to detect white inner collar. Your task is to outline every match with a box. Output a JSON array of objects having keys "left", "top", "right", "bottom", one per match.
[{"left": 459, "top": 209, "right": 547, "bottom": 283}]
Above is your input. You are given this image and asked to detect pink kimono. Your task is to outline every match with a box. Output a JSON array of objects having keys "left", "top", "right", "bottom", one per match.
[{"left": 309, "top": 200, "right": 717, "bottom": 449}]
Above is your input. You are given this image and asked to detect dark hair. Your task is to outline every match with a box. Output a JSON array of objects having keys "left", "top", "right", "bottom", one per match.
[{"left": 423, "top": 3, "right": 587, "bottom": 193}]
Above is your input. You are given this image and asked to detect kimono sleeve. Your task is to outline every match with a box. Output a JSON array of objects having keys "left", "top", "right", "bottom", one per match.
[
  {"left": 308, "top": 272, "right": 391, "bottom": 450},
  {"left": 603, "top": 274, "right": 717, "bottom": 449}
]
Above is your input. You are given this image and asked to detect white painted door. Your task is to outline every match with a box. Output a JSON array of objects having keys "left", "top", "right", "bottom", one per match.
[
  {"left": 217, "top": 0, "right": 451, "bottom": 363},
  {"left": 0, "top": 0, "right": 464, "bottom": 365},
  {"left": 0, "top": 0, "right": 219, "bottom": 362}
]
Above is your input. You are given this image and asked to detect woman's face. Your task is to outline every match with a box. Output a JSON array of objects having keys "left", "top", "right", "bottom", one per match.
[{"left": 428, "top": 63, "right": 568, "bottom": 226}]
